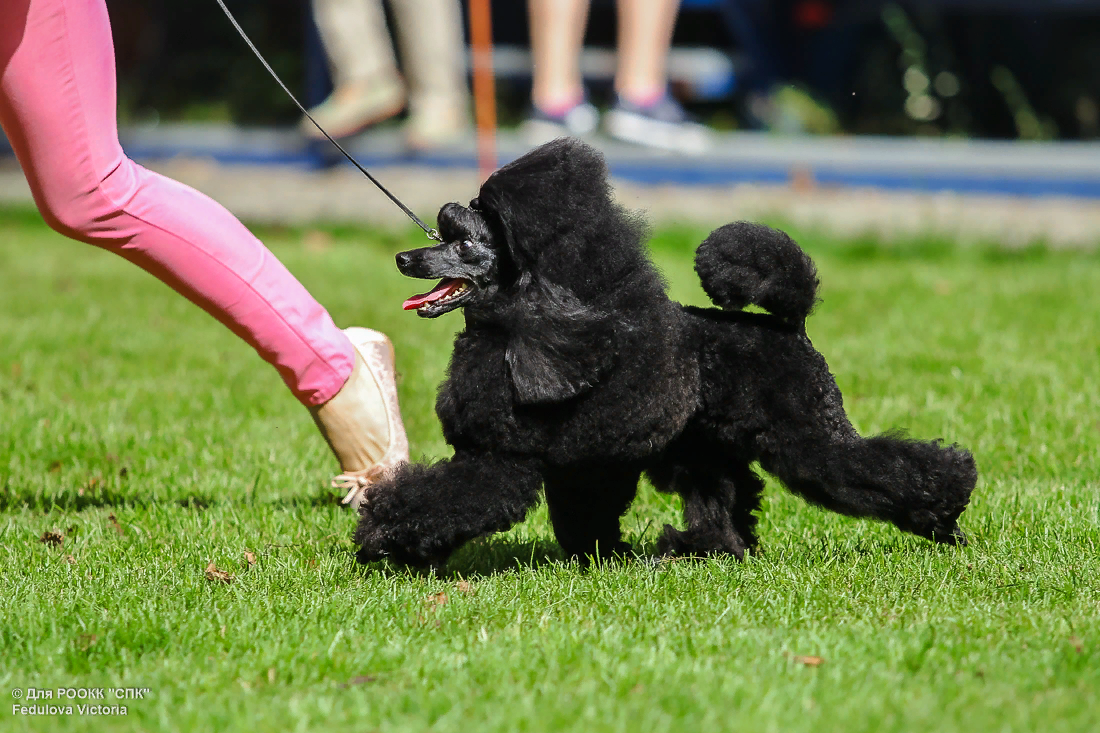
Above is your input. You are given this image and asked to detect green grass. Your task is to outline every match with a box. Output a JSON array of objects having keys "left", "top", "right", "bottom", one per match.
[{"left": 1, "top": 205, "right": 1098, "bottom": 732}]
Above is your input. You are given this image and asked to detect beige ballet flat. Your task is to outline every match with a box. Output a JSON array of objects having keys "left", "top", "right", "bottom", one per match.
[{"left": 309, "top": 327, "right": 409, "bottom": 510}]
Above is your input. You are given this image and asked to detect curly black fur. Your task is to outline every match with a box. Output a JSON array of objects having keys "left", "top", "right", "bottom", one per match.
[
  {"left": 355, "top": 138, "right": 977, "bottom": 567},
  {"left": 695, "top": 221, "right": 820, "bottom": 321}
]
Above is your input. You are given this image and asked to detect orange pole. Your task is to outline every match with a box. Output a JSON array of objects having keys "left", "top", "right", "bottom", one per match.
[{"left": 468, "top": 0, "right": 497, "bottom": 180}]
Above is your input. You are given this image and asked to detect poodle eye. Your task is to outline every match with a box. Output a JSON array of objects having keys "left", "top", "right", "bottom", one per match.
[{"left": 458, "top": 240, "right": 475, "bottom": 255}]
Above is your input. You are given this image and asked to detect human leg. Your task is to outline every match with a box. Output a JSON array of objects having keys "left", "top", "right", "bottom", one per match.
[
  {"left": 0, "top": 0, "right": 406, "bottom": 490},
  {"left": 528, "top": 0, "right": 590, "bottom": 111},
  {"left": 522, "top": 0, "right": 599, "bottom": 143},
  {"left": 604, "top": 0, "right": 710, "bottom": 153},
  {"left": 614, "top": 0, "right": 680, "bottom": 105},
  {"left": 304, "top": 0, "right": 405, "bottom": 139},
  {"left": 388, "top": 0, "right": 471, "bottom": 150}
]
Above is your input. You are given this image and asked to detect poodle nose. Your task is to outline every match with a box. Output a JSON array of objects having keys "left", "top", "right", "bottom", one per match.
[{"left": 395, "top": 251, "right": 415, "bottom": 272}]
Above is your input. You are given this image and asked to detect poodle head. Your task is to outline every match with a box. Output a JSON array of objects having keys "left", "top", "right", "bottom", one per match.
[
  {"left": 394, "top": 138, "right": 659, "bottom": 404},
  {"left": 395, "top": 202, "right": 505, "bottom": 318},
  {"left": 396, "top": 138, "right": 652, "bottom": 314}
]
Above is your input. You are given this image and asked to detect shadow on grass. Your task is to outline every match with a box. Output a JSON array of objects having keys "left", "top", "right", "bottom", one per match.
[
  {"left": 352, "top": 536, "right": 692, "bottom": 579},
  {"left": 446, "top": 536, "right": 567, "bottom": 577},
  {"left": 758, "top": 533, "right": 968, "bottom": 568},
  {"left": 0, "top": 484, "right": 351, "bottom": 513},
  {"left": 0, "top": 485, "right": 155, "bottom": 512},
  {"left": 351, "top": 537, "right": 568, "bottom": 579}
]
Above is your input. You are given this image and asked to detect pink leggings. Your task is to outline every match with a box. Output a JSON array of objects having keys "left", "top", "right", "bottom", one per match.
[{"left": 0, "top": 0, "right": 355, "bottom": 406}]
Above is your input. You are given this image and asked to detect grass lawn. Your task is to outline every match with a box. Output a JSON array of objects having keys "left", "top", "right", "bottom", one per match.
[{"left": 0, "top": 204, "right": 1097, "bottom": 733}]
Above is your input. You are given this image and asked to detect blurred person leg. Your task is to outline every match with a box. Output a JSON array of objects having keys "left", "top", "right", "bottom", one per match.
[
  {"left": 0, "top": 0, "right": 407, "bottom": 503},
  {"left": 522, "top": 0, "right": 599, "bottom": 144},
  {"left": 614, "top": 0, "right": 679, "bottom": 106},
  {"left": 604, "top": 0, "right": 710, "bottom": 154},
  {"left": 304, "top": 0, "right": 406, "bottom": 139},
  {"left": 388, "top": 0, "right": 471, "bottom": 150}
]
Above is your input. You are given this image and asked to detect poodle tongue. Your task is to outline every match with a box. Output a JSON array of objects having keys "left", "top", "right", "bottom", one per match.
[{"left": 403, "top": 278, "right": 464, "bottom": 310}]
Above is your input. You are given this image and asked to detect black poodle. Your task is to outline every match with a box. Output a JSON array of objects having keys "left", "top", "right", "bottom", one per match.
[{"left": 354, "top": 138, "right": 976, "bottom": 567}]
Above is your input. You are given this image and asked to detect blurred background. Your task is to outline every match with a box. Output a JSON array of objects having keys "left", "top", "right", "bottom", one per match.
[
  {"left": 3, "top": 0, "right": 1100, "bottom": 242},
  {"left": 89, "top": 0, "right": 1100, "bottom": 139}
]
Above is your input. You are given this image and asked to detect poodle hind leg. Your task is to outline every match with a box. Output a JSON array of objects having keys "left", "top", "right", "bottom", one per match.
[
  {"left": 760, "top": 432, "right": 976, "bottom": 545},
  {"left": 728, "top": 462, "right": 766, "bottom": 552},
  {"left": 650, "top": 461, "right": 763, "bottom": 560},
  {"left": 354, "top": 452, "right": 544, "bottom": 567},
  {"left": 543, "top": 464, "right": 640, "bottom": 562}
]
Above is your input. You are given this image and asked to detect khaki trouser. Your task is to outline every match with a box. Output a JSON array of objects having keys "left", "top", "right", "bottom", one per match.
[{"left": 311, "top": 0, "right": 469, "bottom": 117}]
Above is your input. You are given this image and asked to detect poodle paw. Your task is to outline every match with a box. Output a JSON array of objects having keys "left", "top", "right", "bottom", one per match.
[
  {"left": 353, "top": 508, "right": 452, "bottom": 568},
  {"left": 656, "top": 524, "right": 686, "bottom": 557},
  {"left": 353, "top": 511, "right": 388, "bottom": 564},
  {"left": 656, "top": 524, "right": 747, "bottom": 561},
  {"left": 934, "top": 523, "right": 968, "bottom": 547},
  {"left": 908, "top": 516, "right": 969, "bottom": 547},
  {"left": 355, "top": 543, "right": 386, "bottom": 565}
]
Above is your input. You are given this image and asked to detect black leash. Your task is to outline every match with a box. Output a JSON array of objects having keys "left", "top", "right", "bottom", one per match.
[{"left": 214, "top": 0, "right": 441, "bottom": 241}]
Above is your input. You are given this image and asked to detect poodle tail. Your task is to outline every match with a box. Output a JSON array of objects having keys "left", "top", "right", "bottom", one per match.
[{"left": 694, "top": 222, "right": 820, "bottom": 322}]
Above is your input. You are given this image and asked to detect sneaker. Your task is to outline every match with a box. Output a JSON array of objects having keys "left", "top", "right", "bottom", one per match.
[
  {"left": 309, "top": 327, "right": 409, "bottom": 510},
  {"left": 604, "top": 93, "right": 711, "bottom": 155},
  {"left": 299, "top": 78, "right": 406, "bottom": 141},
  {"left": 520, "top": 99, "right": 600, "bottom": 146}
]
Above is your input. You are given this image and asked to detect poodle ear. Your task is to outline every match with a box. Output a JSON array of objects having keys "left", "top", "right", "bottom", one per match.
[
  {"left": 504, "top": 279, "right": 615, "bottom": 405},
  {"left": 475, "top": 139, "right": 612, "bottom": 270}
]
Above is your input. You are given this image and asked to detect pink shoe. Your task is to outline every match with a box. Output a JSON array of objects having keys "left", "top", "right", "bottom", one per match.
[{"left": 309, "top": 328, "right": 409, "bottom": 510}]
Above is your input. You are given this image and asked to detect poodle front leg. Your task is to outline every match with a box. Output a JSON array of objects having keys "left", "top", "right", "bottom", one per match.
[
  {"left": 543, "top": 463, "right": 640, "bottom": 562},
  {"left": 354, "top": 452, "right": 544, "bottom": 567}
]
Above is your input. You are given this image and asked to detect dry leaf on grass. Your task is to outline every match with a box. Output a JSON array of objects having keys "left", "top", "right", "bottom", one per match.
[
  {"left": 77, "top": 633, "right": 97, "bottom": 651},
  {"left": 107, "top": 514, "right": 124, "bottom": 536},
  {"left": 39, "top": 529, "right": 64, "bottom": 548},
  {"left": 455, "top": 580, "right": 472, "bottom": 594},
  {"left": 65, "top": 555, "right": 77, "bottom": 565},
  {"left": 339, "top": 675, "right": 377, "bottom": 688},
  {"left": 426, "top": 592, "right": 449, "bottom": 608},
  {"left": 1070, "top": 636, "right": 1084, "bottom": 654},
  {"left": 793, "top": 655, "right": 825, "bottom": 667},
  {"left": 244, "top": 550, "right": 257, "bottom": 568},
  {"left": 205, "top": 562, "right": 235, "bottom": 584}
]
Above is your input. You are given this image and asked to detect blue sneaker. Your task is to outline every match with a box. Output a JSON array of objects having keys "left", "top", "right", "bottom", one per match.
[
  {"left": 520, "top": 99, "right": 600, "bottom": 146},
  {"left": 604, "top": 93, "right": 711, "bottom": 154}
]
